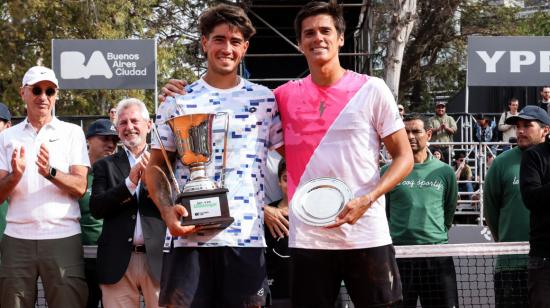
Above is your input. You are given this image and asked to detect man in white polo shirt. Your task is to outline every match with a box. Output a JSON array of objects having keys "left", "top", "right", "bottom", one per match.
[{"left": 0, "top": 66, "right": 90, "bottom": 307}]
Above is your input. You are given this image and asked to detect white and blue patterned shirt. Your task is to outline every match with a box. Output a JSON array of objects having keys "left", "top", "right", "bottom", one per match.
[{"left": 153, "top": 78, "right": 283, "bottom": 248}]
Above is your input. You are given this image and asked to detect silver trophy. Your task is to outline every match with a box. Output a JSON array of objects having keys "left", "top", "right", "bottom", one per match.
[{"left": 153, "top": 112, "right": 233, "bottom": 230}]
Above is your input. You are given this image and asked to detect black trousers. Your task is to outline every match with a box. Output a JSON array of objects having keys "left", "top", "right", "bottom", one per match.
[
  {"left": 397, "top": 256, "right": 459, "bottom": 308},
  {"left": 528, "top": 256, "right": 550, "bottom": 308},
  {"left": 494, "top": 269, "right": 528, "bottom": 308},
  {"left": 84, "top": 258, "right": 103, "bottom": 308}
]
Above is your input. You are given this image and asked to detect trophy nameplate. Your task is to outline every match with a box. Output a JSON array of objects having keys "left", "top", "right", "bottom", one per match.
[{"left": 176, "top": 188, "right": 234, "bottom": 229}]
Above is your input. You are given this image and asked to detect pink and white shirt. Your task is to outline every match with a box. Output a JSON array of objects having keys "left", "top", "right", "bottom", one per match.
[{"left": 274, "top": 71, "right": 403, "bottom": 250}]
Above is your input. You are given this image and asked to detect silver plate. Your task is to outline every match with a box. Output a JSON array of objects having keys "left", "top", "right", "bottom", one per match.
[{"left": 292, "top": 177, "right": 353, "bottom": 226}]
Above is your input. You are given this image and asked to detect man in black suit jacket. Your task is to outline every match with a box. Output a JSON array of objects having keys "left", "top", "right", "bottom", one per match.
[{"left": 90, "top": 98, "right": 165, "bottom": 308}]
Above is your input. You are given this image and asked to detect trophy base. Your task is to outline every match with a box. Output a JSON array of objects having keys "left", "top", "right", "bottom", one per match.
[{"left": 176, "top": 188, "right": 234, "bottom": 230}]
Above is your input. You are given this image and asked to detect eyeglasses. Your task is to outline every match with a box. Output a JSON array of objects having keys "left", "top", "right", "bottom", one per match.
[{"left": 26, "top": 86, "right": 57, "bottom": 97}]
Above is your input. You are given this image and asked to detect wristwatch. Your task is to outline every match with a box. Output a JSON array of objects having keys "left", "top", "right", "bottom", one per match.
[{"left": 45, "top": 166, "right": 57, "bottom": 180}]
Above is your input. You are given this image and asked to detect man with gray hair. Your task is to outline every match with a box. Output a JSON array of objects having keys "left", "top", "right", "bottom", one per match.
[
  {"left": 90, "top": 98, "right": 165, "bottom": 308},
  {"left": 0, "top": 66, "right": 89, "bottom": 307}
]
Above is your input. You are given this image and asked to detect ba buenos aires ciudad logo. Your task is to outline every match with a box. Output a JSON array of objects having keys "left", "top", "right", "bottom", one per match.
[{"left": 60, "top": 50, "right": 147, "bottom": 79}]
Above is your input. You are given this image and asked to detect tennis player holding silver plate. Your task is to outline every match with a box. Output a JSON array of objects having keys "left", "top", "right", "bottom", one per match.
[
  {"left": 292, "top": 177, "right": 353, "bottom": 226},
  {"left": 150, "top": 112, "right": 234, "bottom": 230}
]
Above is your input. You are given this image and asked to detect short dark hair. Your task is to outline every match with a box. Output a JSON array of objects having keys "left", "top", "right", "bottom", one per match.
[
  {"left": 509, "top": 97, "right": 519, "bottom": 104},
  {"left": 403, "top": 113, "right": 431, "bottom": 130},
  {"left": 199, "top": 4, "right": 256, "bottom": 41},
  {"left": 454, "top": 151, "right": 466, "bottom": 160},
  {"left": 294, "top": 1, "right": 345, "bottom": 42},
  {"left": 277, "top": 158, "right": 286, "bottom": 180}
]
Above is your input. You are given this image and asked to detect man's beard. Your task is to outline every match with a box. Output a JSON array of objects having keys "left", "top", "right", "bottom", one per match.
[{"left": 122, "top": 136, "right": 142, "bottom": 149}]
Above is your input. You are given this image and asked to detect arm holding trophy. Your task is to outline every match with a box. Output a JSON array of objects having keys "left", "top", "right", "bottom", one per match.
[{"left": 145, "top": 149, "right": 199, "bottom": 237}]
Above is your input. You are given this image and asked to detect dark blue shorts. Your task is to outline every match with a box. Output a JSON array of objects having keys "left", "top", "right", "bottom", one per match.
[{"left": 159, "top": 246, "right": 269, "bottom": 308}]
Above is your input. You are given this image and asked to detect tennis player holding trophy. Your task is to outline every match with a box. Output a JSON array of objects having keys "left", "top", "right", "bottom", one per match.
[{"left": 144, "top": 4, "right": 283, "bottom": 307}]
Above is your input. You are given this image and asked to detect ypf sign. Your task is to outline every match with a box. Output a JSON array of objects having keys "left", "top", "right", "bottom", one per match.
[
  {"left": 52, "top": 39, "right": 156, "bottom": 89},
  {"left": 468, "top": 36, "right": 550, "bottom": 86}
]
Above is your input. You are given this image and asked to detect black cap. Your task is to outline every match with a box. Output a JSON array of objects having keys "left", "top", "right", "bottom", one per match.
[
  {"left": 505, "top": 106, "right": 550, "bottom": 126},
  {"left": 86, "top": 119, "right": 118, "bottom": 139},
  {"left": 476, "top": 113, "right": 490, "bottom": 120},
  {"left": 0, "top": 103, "right": 11, "bottom": 122}
]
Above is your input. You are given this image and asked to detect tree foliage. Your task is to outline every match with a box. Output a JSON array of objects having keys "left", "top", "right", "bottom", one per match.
[
  {"left": 373, "top": 0, "right": 530, "bottom": 112},
  {"left": 3, "top": 0, "right": 548, "bottom": 116},
  {"left": 0, "top": 0, "right": 214, "bottom": 116}
]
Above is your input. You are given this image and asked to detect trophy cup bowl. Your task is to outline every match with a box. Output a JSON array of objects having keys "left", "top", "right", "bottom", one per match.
[{"left": 165, "top": 113, "right": 234, "bottom": 230}]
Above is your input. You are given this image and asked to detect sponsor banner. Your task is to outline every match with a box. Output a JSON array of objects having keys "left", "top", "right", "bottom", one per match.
[
  {"left": 468, "top": 36, "right": 550, "bottom": 86},
  {"left": 52, "top": 39, "right": 156, "bottom": 89}
]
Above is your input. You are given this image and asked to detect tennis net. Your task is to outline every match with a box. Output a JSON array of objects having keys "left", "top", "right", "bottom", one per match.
[
  {"left": 337, "top": 242, "right": 530, "bottom": 308},
  {"left": 36, "top": 242, "right": 530, "bottom": 307}
]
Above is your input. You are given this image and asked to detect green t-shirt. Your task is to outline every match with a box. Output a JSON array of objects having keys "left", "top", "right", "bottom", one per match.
[
  {"left": 0, "top": 200, "right": 7, "bottom": 240},
  {"left": 79, "top": 173, "right": 103, "bottom": 245},
  {"left": 383, "top": 155, "right": 457, "bottom": 245},
  {"left": 483, "top": 147, "right": 529, "bottom": 271},
  {"left": 429, "top": 114, "right": 457, "bottom": 143}
]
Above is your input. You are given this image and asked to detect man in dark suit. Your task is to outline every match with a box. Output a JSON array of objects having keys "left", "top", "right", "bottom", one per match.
[{"left": 90, "top": 98, "right": 165, "bottom": 308}]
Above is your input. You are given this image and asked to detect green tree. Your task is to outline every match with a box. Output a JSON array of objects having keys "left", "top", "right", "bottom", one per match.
[
  {"left": 516, "top": 10, "right": 550, "bottom": 35},
  {"left": 0, "top": 0, "right": 212, "bottom": 117},
  {"left": 372, "top": 0, "right": 523, "bottom": 112}
]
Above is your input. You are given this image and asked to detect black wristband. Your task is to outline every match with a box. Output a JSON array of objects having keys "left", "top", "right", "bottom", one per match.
[{"left": 45, "top": 166, "right": 57, "bottom": 180}]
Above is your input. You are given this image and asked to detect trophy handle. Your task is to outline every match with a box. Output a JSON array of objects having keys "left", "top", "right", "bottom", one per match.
[
  {"left": 216, "top": 111, "right": 230, "bottom": 188},
  {"left": 152, "top": 123, "right": 181, "bottom": 194}
]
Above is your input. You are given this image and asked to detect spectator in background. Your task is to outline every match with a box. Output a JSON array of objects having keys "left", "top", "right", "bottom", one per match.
[
  {"left": 264, "top": 159, "right": 291, "bottom": 308},
  {"left": 0, "top": 103, "right": 11, "bottom": 132},
  {"left": 453, "top": 152, "right": 473, "bottom": 202},
  {"left": 485, "top": 106, "right": 550, "bottom": 308},
  {"left": 108, "top": 105, "right": 117, "bottom": 123},
  {"left": 398, "top": 104, "right": 405, "bottom": 119},
  {"left": 0, "top": 102, "right": 11, "bottom": 244},
  {"left": 429, "top": 101, "right": 457, "bottom": 143},
  {"left": 432, "top": 149, "right": 442, "bottom": 160},
  {"left": 80, "top": 119, "right": 118, "bottom": 308},
  {"left": 537, "top": 86, "right": 550, "bottom": 114},
  {"left": 498, "top": 98, "right": 519, "bottom": 152},
  {"left": 474, "top": 114, "right": 498, "bottom": 143},
  {"left": 90, "top": 99, "right": 164, "bottom": 308},
  {"left": 0, "top": 66, "right": 89, "bottom": 307},
  {"left": 430, "top": 146, "right": 446, "bottom": 163},
  {"left": 384, "top": 114, "right": 458, "bottom": 308},
  {"left": 474, "top": 114, "right": 499, "bottom": 157}
]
